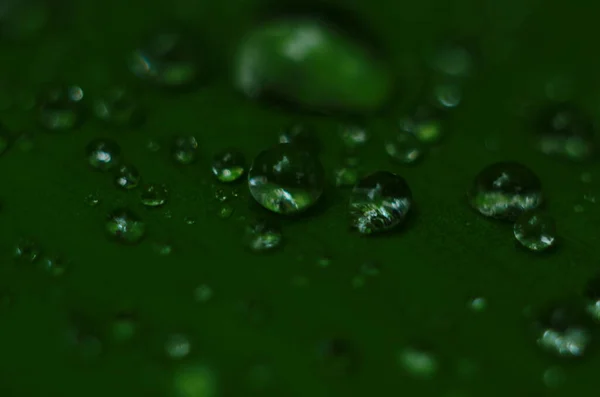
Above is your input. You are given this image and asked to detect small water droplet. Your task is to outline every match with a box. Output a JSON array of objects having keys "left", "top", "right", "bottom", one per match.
[
  {"left": 84, "top": 193, "right": 100, "bottom": 207},
  {"left": 93, "top": 87, "right": 143, "bottom": 127},
  {"left": 217, "top": 204, "right": 234, "bottom": 219},
  {"left": 105, "top": 209, "right": 146, "bottom": 244},
  {"left": 468, "top": 162, "right": 543, "bottom": 221},
  {"left": 38, "top": 85, "right": 84, "bottom": 131},
  {"left": 140, "top": 184, "right": 169, "bottom": 207},
  {"left": 385, "top": 130, "right": 424, "bottom": 164},
  {"left": 214, "top": 188, "right": 229, "bottom": 202},
  {"left": 173, "top": 136, "right": 199, "bottom": 165},
  {"left": 434, "top": 83, "right": 462, "bottom": 108},
  {"left": 468, "top": 297, "right": 487, "bottom": 312},
  {"left": 166, "top": 333, "right": 192, "bottom": 360},
  {"left": 110, "top": 311, "right": 137, "bottom": 343},
  {"left": 279, "top": 123, "right": 319, "bottom": 152},
  {"left": 514, "top": 211, "right": 556, "bottom": 251},
  {"left": 534, "top": 302, "right": 592, "bottom": 359},
  {"left": 399, "top": 107, "right": 444, "bottom": 144},
  {"left": 248, "top": 143, "right": 324, "bottom": 214},
  {"left": 339, "top": 124, "right": 369, "bottom": 149},
  {"left": 349, "top": 171, "right": 412, "bottom": 234},
  {"left": 114, "top": 164, "right": 141, "bottom": 190},
  {"left": 13, "top": 238, "right": 41, "bottom": 263},
  {"left": 86, "top": 138, "right": 122, "bottom": 171},
  {"left": 153, "top": 241, "right": 173, "bottom": 255},
  {"left": 193, "top": 284, "right": 213, "bottom": 303},
  {"left": 334, "top": 167, "right": 359, "bottom": 188},
  {"left": 40, "top": 255, "right": 68, "bottom": 277},
  {"left": 244, "top": 219, "right": 283, "bottom": 252},
  {"left": 397, "top": 345, "right": 439, "bottom": 378},
  {"left": 147, "top": 139, "right": 160, "bottom": 152},
  {"left": 317, "top": 338, "right": 358, "bottom": 376},
  {"left": 211, "top": 150, "right": 246, "bottom": 182},
  {"left": 543, "top": 366, "right": 566, "bottom": 388}
]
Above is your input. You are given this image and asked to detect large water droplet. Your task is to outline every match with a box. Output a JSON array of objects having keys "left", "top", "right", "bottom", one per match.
[
  {"left": 384, "top": 130, "right": 423, "bottom": 164},
  {"left": 534, "top": 103, "right": 596, "bottom": 161},
  {"left": 514, "top": 210, "right": 556, "bottom": 251},
  {"left": 173, "top": 136, "right": 199, "bottom": 164},
  {"left": 279, "top": 123, "right": 319, "bottom": 152},
  {"left": 38, "top": 85, "right": 84, "bottom": 131},
  {"left": 129, "top": 29, "right": 199, "bottom": 89},
  {"left": 234, "top": 18, "right": 392, "bottom": 113},
  {"left": 399, "top": 106, "right": 444, "bottom": 144},
  {"left": 349, "top": 171, "right": 412, "bottom": 234},
  {"left": 534, "top": 302, "right": 592, "bottom": 359},
  {"left": 211, "top": 150, "right": 246, "bottom": 183},
  {"left": 93, "top": 87, "right": 144, "bottom": 127},
  {"left": 140, "top": 184, "right": 169, "bottom": 207},
  {"left": 431, "top": 44, "right": 472, "bottom": 77},
  {"left": 244, "top": 219, "right": 283, "bottom": 252},
  {"left": 105, "top": 209, "right": 146, "bottom": 244},
  {"left": 114, "top": 164, "right": 141, "bottom": 190},
  {"left": 468, "top": 162, "right": 543, "bottom": 221},
  {"left": 86, "top": 139, "right": 121, "bottom": 171},
  {"left": 248, "top": 143, "right": 324, "bottom": 214}
]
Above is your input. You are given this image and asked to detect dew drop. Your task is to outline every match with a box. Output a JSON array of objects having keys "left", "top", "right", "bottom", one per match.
[
  {"left": 173, "top": 136, "right": 199, "bottom": 164},
  {"left": 248, "top": 143, "right": 324, "bottom": 214},
  {"left": 339, "top": 124, "right": 369, "bottom": 149},
  {"left": 114, "top": 164, "right": 141, "bottom": 190},
  {"left": 217, "top": 205, "right": 234, "bottom": 219},
  {"left": 244, "top": 219, "right": 283, "bottom": 252},
  {"left": 84, "top": 193, "right": 100, "bottom": 207},
  {"left": 397, "top": 345, "right": 439, "bottom": 379},
  {"left": 334, "top": 167, "right": 359, "bottom": 188},
  {"left": 317, "top": 338, "right": 358, "bottom": 376},
  {"left": 129, "top": 29, "right": 199, "bottom": 89},
  {"left": 317, "top": 256, "right": 332, "bottom": 268},
  {"left": 86, "top": 138, "right": 121, "bottom": 171},
  {"left": 166, "top": 333, "right": 192, "bottom": 360},
  {"left": 574, "top": 204, "right": 585, "bottom": 213},
  {"left": 140, "top": 184, "right": 169, "bottom": 207},
  {"left": 514, "top": 211, "right": 556, "bottom": 252},
  {"left": 211, "top": 150, "right": 246, "bottom": 183},
  {"left": 584, "top": 194, "right": 596, "bottom": 204},
  {"left": 93, "top": 87, "right": 143, "bottom": 127},
  {"left": 105, "top": 209, "right": 146, "bottom": 244},
  {"left": 40, "top": 255, "right": 68, "bottom": 277},
  {"left": 193, "top": 284, "right": 213, "bottom": 303},
  {"left": 184, "top": 216, "right": 197, "bottom": 225},
  {"left": 431, "top": 44, "right": 472, "bottom": 77},
  {"left": 279, "top": 123, "right": 319, "bottom": 152},
  {"left": 384, "top": 130, "right": 423, "bottom": 164},
  {"left": 534, "top": 302, "right": 592, "bottom": 359},
  {"left": 467, "top": 162, "right": 543, "bottom": 221},
  {"left": 349, "top": 171, "right": 412, "bottom": 234},
  {"left": 13, "top": 238, "right": 41, "bottom": 263},
  {"left": 38, "top": 85, "right": 84, "bottom": 131},
  {"left": 534, "top": 103, "right": 596, "bottom": 161}
]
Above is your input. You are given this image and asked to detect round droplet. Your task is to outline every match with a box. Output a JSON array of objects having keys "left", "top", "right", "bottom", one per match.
[
  {"left": 244, "top": 220, "right": 283, "bottom": 252},
  {"left": 173, "top": 136, "right": 199, "bottom": 165},
  {"left": 397, "top": 346, "right": 439, "bottom": 379},
  {"left": 334, "top": 167, "right": 358, "bottom": 187},
  {"left": 534, "top": 302, "right": 592, "bottom": 359},
  {"left": 317, "top": 338, "right": 358, "bottom": 376},
  {"left": 468, "top": 297, "right": 487, "bottom": 312},
  {"left": 193, "top": 284, "right": 213, "bottom": 303},
  {"left": 114, "top": 164, "right": 141, "bottom": 190},
  {"left": 384, "top": 131, "right": 423, "bottom": 164},
  {"left": 279, "top": 123, "right": 319, "bottom": 152},
  {"left": 166, "top": 333, "right": 191, "bottom": 360},
  {"left": 40, "top": 255, "right": 68, "bottom": 276},
  {"left": 105, "top": 209, "right": 146, "bottom": 244},
  {"left": 534, "top": 103, "right": 596, "bottom": 161},
  {"left": 13, "top": 239, "right": 41, "bottom": 263},
  {"left": 431, "top": 44, "right": 472, "bottom": 77},
  {"left": 84, "top": 193, "right": 100, "bottom": 207},
  {"left": 434, "top": 83, "right": 462, "bottom": 108},
  {"left": 129, "top": 29, "right": 199, "bottom": 89},
  {"left": 140, "top": 184, "right": 169, "bottom": 207},
  {"left": 218, "top": 205, "right": 234, "bottom": 219},
  {"left": 339, "top": 124, "right": 369, "bottom": 149},
  {"left": 349, "top": 171, "right": 412, "bottom": 234},
  {"left": 248, "top": 143, "right": 324, "bottom": 214},
  {"left": 0, "top": 125, "right": 11, "bottom": 155},
  {"left": 514, "top": 211, "right": 556, "bottom": 251},
  {"left": 86, "top": 138, "right": 121, "bottom": 171},
  {"left": 467, "top": 162, "right": 543, "bottom": 221},
  {"left": 93, "top": 87, "right": 144, "bottom": 127},
  {"left": 38, "top": 85, "right": 84, "bottom": 131},
  {"left": 211, "top": 150, "right": 246, "bottom": 183}
]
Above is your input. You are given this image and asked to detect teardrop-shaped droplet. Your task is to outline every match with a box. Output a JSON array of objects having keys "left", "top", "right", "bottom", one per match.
[
  {"left": 114, "top": 164, "right": 141, "bottom": 190},
  {"left": 244, "top": 219, "right": 283, "bottom": 252},
  {"left": 384, "top": 130, "right": 423, "bottom": 164},
  {"left": 172, "top": 136, "right": 199, "bottom": 165},
  {"left": 140, "top": 184, "right": 169, "bottom": 207}
]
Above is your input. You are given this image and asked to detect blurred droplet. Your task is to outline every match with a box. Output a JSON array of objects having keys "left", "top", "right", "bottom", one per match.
[
  {"left": 468, "top": 297, "right": 487, "bottom": 312},
  {"left": 110, "top": 311, "right": 137, "bottom": 343},
  {"left": 244, "top": 219, "right": 283, "bottom": 252},
  {"left": 385, "top": 130, "right": 423, "bottom": 164},
  {"left": 543, "top": 366, "right": 566, "bottom": 388},
  {"left": 279, "top": 123, "right": 319, "bottom": 152},
  {"left": 173, "top": 136, "right": 199, "bottom": 164},
  {"left": 106, "top": 209, "right": 146, "bottom": 244},
  {"left": 211, "top": 150, "right": 246, "bottom": 183},
  {"left": 171, "top": 363, "right": 217, "bottom": 397},
  {"left": 398, "top": 345, "right": 439, "bottom": 378},
  {"left": 140, "top": 184, "right": 169, "bottom": 207},
  {"left": 114, "top": 164, "right": 141, "bottom": 190},
  {"left": 38, "top": 85, "right": 84, "bottom": 131},
  {"left": 153, "top": 241, "right": 173, "bottom": 256},
  {"left": 514, "top": 211, "right": 556, "bottom": 251},
  {"left": 434, "top": 83, "right": 462, "bottom": 108},
  {"left": 339, "top": 124, "right": 369, "bottom": 149},
  {"left": 217, "top": 205, "right": 234, "bottom": 219},
  {"left": 334, "top": 167, "right": 358, "bottom": 187},
  {"left": 40, "top": 255, "right": 68, "bottom": 277},
  {"left": 534, "top": 302, "right": 592, "bottom": 359}
]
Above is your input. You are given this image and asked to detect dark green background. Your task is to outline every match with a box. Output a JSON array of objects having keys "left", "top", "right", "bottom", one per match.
[{"left": 1, "top": 0, "right": 600, "bottom": 396}]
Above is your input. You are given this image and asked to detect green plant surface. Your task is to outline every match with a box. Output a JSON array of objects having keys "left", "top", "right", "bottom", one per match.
[{"left": 2, "top": 0, "right": 600, "bottom": 396}]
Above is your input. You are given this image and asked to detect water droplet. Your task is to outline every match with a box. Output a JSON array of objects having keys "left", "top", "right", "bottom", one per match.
[
  {"left": 86, "top": 139, "right": 121, "bottom": 171},
  {"left": 105, "top": 209, "right": 146, "bottom": 244},
  {"left": 217, "top": 205, "right": 234, "bottom": 219},
  {"left": 397, "top": 345, "right": 439, "bottom": 378},
  {"left": 468, "top": 297, "right": 487, "bottom": 312},
  {"left": 385, "top": 130, "right": 424, "bottom": 164},
  {"left": 193, "top": 284, "right": 213, "bottom": 303},
  {"left": 110, "top": 311, "right": 137, "bottom": 343},
  {"left": 214, "top": 188, "right": 229, "bottom": 202},
  {"left": 434, "top": 83, "right": 462, "bottom": 108},
  {"left": 173, "top": 136, "right": 199, "bottom": 164},
  {"left": 38, "top": 85, "right": 84, "bottom": 131},
  {"left": 171, "top": 363, "right": 217, "bottom": 397},
  {"left": 211, "top": 150, "right": 246, "bottom": 183},
  {"left": 235, "top": 18, "right": 393, "bottom": 113},
  {"left": 534, "top": 302, "right": 592, "bottom": 359},
  {"left": 279, "top": 123, "right": 319, "bottom": 152},
  {"left": 13, "top": 239, "right": 41, "bottom": 263},
  {"left": 40, "top": 255, "right": 68, "bottom": 277},
  {"left": 244, "top": 219, "right": 283, "bottom": 252},
  {"left": 153, "top": 241, "right": 173, "bottom": 255},
  {"left": 84, "top": 193, "right": 100, "bottom": 207},
  {"left": 349, "top": 171, "right": 412, "bottom": 234},
  {"left": 248, "top": 144, "right": 324, "bottom": 214},
  {"left": 0, "top": 125, "right": 10, "bottom": 155},
  {"left": 184, "top": 216, "right": 197, "bottom": 225},
  {"left": 584, "top": 275, "right": 600, "bottom": 322},
  {"left": 93, "top": 87, "right": 143, "bottom": 127},
  {"left": 129, "top": 29, "right": 199, "bottom": 89},
  {"left": 534, "top": 103, "right": 596, "bottom": 161},
  {"left": 468, "top": 162, "right": 543, "bottom": 221},
  {"left": 399, "top": 107, "right": 444, "bottom": 144},
  {"left": 114, "top": 164, "right": 141, "bottom": 190},
  {"left": 317, "top": 338, "right": 358, "bottom": 376},
  {"left": 166, "top": 333, "right": 192, "bottom": 360},
  {"left": 514, "top": 211, "right": 556, "bottom": 252},
  {"left": 543, "top": 366, "right": 566, "bottom": 388},
  {"left": 334, "top": 167, "right": 358, "bottom": 187},
  {"left": 339, "top": 124, "right": 369, "bottom": 150},
  {"left": 140, "top": 184, "right": 169, "bottom": 207}
]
